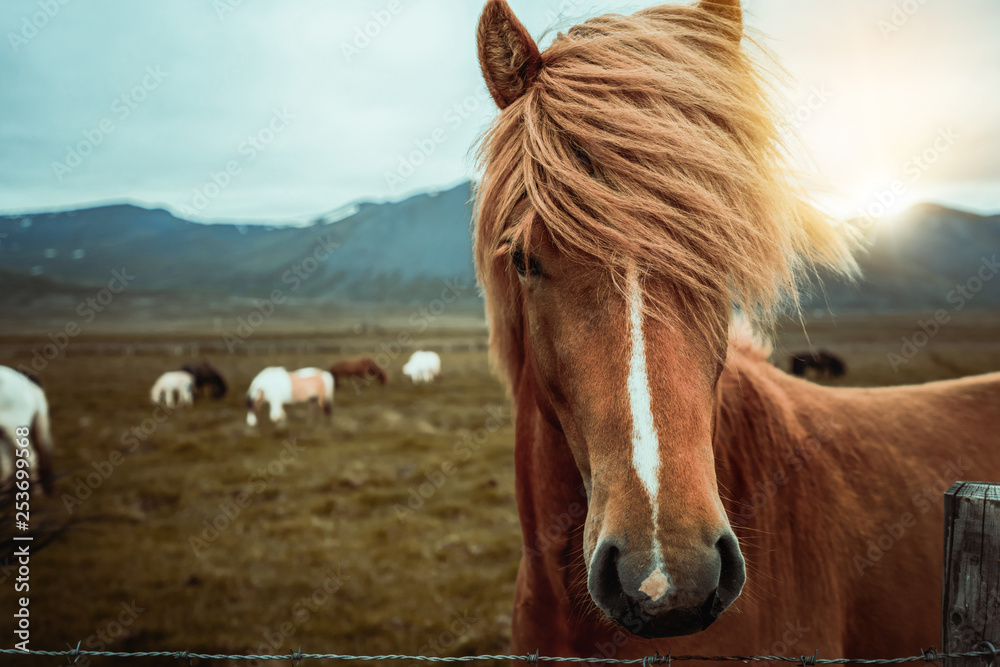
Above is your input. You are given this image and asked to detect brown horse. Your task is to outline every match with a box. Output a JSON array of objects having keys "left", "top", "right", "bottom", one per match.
[
  {"left": 180, "top": 361, "right": 228, "bottom": 399},
  {"left": 328, "top": 357, "right": 388, "bottom": 390},
  {"left": 789, "top": 350, "right": 846, "bottom": 379},
  {"left": 474, "top": 0, "right": 1000, "bottom": 660}
]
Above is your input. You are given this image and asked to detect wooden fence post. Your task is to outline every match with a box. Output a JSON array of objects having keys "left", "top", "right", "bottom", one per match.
[{"left": 942, "top": 481, "right": 1000, "bottom": 666}]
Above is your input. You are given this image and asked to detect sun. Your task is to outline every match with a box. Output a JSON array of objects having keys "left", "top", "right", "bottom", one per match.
[{"left": 832, "top": 174, "right": 923, "bottom": 233}]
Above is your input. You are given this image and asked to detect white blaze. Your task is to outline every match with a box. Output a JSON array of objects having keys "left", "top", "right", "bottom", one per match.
[
  {"left": 627, "top": 267, "right": 661, "bottom": 501},
  {"left": 627, "top": 268, "right": 668, "bottom": 591}
]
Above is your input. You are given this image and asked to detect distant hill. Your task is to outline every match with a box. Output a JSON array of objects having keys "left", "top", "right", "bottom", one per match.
[
  {"left": 0, "top": 183, "right": 478, "bottom": 305},
  {"left": 807, "top": 204, "right": 1000, "bottom": 313},
  {"left": 1, "top": 185, "right": 998, "bottom": 315}
]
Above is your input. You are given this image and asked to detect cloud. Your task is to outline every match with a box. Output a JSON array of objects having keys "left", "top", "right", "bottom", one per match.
[{"left": 0, "top": 0, "right": 997, "bottom": 222}]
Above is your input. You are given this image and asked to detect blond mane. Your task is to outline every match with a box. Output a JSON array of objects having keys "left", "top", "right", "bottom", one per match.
[{"left": 474, "top": 3, "right": 858, "bottom": 388}]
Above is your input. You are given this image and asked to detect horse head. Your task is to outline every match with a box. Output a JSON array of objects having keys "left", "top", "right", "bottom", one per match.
[{"left": 475, "top": 0, "right": 856, "bottom": 638}]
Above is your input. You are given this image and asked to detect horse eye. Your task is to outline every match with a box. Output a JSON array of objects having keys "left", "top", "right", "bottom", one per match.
[
  {"left": 511, "top": 247, "right": 527, "bottom": 276},
  {"left": 510, "top": 247, "right": 542, "bottom": 278}
]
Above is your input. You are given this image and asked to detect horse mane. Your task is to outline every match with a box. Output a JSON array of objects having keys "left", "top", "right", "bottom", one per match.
[
  {"left": 727, "top": 315, "right": 772, "bottom": 362},
  {"left": 474, "top": 3, "right": 858, "bottom": 388}
]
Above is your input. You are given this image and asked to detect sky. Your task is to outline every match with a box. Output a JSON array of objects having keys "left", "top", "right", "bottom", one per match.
[{"left": 1, "top": 0, "right": 998, "bottom": 224}]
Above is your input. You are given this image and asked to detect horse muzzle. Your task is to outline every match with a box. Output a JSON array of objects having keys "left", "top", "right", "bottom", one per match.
[{"left": 587, "top": 530, "right": 745, "bottom": 638}]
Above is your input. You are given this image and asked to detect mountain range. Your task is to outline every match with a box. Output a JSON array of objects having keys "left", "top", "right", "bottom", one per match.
[{"left": 1, "top": 184, "right": 998, "bottom": 316}]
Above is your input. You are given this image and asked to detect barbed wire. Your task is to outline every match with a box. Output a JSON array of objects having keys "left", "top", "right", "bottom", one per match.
[{"left": 0, "top": 643, "right": 996, "bottom": 665}]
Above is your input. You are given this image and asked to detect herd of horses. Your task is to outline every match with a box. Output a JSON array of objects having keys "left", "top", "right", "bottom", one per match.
[
  {"left": 0, "top": 350, "right": 443, "bottom": 495},
  {"left": 150, "top": 350, "right": 441, "bottom": 426}
]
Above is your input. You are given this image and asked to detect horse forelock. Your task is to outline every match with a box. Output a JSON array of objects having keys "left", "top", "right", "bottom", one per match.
[{"left": 475, "top": 3, "right": 858, "bottom": 389}]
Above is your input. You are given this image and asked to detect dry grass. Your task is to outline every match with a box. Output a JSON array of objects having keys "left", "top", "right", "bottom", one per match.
[
  {"left": 1, "top": 311, "right": 999, "bottom": 665},
  {"left": 0, "top": 336, "right": 516, "bottom": 666}
]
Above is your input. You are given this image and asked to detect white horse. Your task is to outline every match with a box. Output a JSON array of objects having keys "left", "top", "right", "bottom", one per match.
[
  {"left": 402, "top": 351, "right": 441, "bottom": 384},
  {"left": 150, "top": 371, "right": 195, "bottom": 408},
  {"left": 246, "top": 367, "right": 334, "bottom": 427},
  {"left": 0, "top": 366, "right": 55, "bottom": 496}
]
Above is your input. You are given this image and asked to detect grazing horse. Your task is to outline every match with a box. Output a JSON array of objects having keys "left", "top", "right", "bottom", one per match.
[
  {"left": 246, "top": 367, "right": 334, "bottom": 427},
  {"left": 0, "top": 366, "right": 55, "bottom": 496},
  {"left": 180, "top": 361, "right": 228, "bottom": 399},
  {"left": 328, "top": 357, "right": 388, "bottom": 390},
  {"left": 474, "top": 0, "right": 1000, "bottom": 659},
  {"left": 402, "top": 351, "right": 441, "bottom": 384},
  {"left": 789, "top": 350, "right": 846, "bottom": 379},
  {"left": 150, "top": 371, "right": 195, "bottom": 408}
]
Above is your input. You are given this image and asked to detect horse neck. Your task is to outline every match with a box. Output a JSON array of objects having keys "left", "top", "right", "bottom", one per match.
[{"left": 714, "top": 348, "right": 840, "bottom": 535}]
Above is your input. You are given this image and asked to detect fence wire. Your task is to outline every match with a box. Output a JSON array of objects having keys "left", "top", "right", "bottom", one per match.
[{"left": 0, "top": 644, "right": 996, "bottom": 665}]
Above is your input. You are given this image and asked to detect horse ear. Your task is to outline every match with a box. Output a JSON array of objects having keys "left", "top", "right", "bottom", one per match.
[
  {"left": 477, "top": 0, "right": 541, "bottom": 109},
  {"left": 697, "top": 0, "right": 742, "bottom": 39}
]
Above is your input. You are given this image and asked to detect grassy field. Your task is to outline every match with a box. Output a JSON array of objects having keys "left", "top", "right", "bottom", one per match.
[{"left": 1, "top": 310, "right": 999, "bottom": 665}]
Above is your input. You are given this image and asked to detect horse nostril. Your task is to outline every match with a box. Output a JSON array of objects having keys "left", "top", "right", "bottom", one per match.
[
  {"left": 715, "top": 531, "right": 746, "bottom": 606},
  {"left": 589, "top": 541, "right": 625, "bottom": 613}
]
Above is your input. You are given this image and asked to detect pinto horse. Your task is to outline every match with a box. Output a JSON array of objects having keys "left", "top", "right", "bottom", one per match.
[
  {"left": 474, "top": 0, "right": 1000, "bottom": 659},
  {"left": 150, "top": 371, "right": 195, "bottom": 408},
  {"left": 0, "top": 365, "right": 55, "bottom": 496},
  {"left": 789, "top": 350, "right": 846, "bottom": 379},
  {"left": 181, "top": 362, "right": 228, "bottom": 399},
  {"left": 328, "top": 357, "right": 388, "bottom": 390},
  {"left": 246, "top": 367, "right": 334, "bottom": 427}
]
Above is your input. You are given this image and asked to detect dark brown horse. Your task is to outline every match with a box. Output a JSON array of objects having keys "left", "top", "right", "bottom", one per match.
[
  {"left": 180, "top": 362, "right": 227, "bottom": 399},
  {"left": 328, "top": 357, "right": 388, "bottom": 390},
  {"left": 789, "top": 350, "right": 846, "bottom": 379},
  {"left": 474, "top": 0, "right": 1000, "bottom": 660}
]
